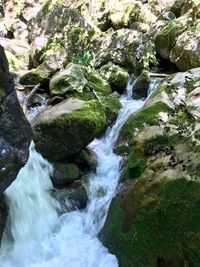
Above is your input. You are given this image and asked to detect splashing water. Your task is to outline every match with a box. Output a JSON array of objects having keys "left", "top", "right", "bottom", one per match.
[{"left": 0, "top": 80, "right": 156, "bottom": 267}]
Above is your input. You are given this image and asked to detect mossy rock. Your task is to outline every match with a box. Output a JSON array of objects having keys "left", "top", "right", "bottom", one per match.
[
  {"left": 20, "top": 61, "right": 56, "bottom": 85},
  {"left": 100, "top": 94, "right": 122, "bottom": 123},
  {"left": 119, "top": 101, "right": 171, "bottom": 141},
  {"left": 155, "top": 15, "right": 189, "bottom": 59},
  {"left": 100, "top": 63, "right": 129, "bottom": 94},
  {"left": 5, "top": 50, "right": 22, "bottom": 71},
  {"left": 132, "top": 70, "right": 151, "bottom": 99},
  {"left": 102, "top": 178, "right": 200, "bottom": 267},
  {"left": 51, "top": 162, "right": 80, "bottom": 186},
  {"left": 102, "top": 67, "right": 200, "bottom": 267},
  {"left": 170, "top": 30, "right": 200, "bottom": 71},
  {"left": 32, "top": 98, "right": 106, "bottom": 161},
  {"left": 49, "top": 63, "right": 112, "bottom": 98},
  {"left": 49, "top": 63, "right": 88, "bottom": 95}
]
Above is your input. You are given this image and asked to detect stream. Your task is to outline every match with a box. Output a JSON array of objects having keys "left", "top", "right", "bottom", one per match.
[{"left": 0, "top": 80, "right": 158, "bottom": 267}]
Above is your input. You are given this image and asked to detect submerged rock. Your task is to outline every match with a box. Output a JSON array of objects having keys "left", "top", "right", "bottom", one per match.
[
  {"left": 32, "top": 98, "right": 106, "bottom": 161},
  {"left": 51, "top": 185, "right": 88, "bottom": 213},
  {"left": 51, "top": 163, "right": 81, "bottom": 187},
  {"left": 74, "top": 148, "right": 97, "bottom": 172}
]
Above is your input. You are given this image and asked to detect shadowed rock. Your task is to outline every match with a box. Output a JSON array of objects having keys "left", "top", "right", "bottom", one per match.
[{"left": 0, "top": 45, "right": 32, "bottom": 194}]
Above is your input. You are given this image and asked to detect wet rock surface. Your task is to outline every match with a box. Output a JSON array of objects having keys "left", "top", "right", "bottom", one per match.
[{"left": 0, "top": 45, "right": 32, "bottom": 193}]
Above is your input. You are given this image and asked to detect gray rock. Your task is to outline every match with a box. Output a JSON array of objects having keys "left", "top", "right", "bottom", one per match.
[
  {"left": 0, "top": 45, "right": 32, "bottom": 193},
  {"left": 51, "top": 185, "right": 88, "bottom": 213}
]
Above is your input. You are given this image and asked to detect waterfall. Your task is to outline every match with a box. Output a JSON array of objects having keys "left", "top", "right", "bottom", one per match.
[{"left": 0, "top": 80, "right": 156, "bottom": 267}]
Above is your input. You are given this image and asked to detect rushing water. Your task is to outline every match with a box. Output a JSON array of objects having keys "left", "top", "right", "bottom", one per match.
[{"left": 0, "top": 81, "right": 157, "bottom": 267}]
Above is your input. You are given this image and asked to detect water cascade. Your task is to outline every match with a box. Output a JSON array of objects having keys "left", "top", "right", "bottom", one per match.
[{"left": 0, "top": 80, "right": 158, "bottom": 267}]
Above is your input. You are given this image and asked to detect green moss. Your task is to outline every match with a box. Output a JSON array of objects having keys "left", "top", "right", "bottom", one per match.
[
  {"left": 122, "top": 144, "right": 145, "bottom": 181},
  {"left": 57, "top": 100, "right": 106, "bottom": 133},
  {"left": 103, "top": 178, "right": 200, "bottom": 267},
  {"left": 20, "top": 62, "right": 55, "bottom": 85},
  {"left": 5, "top": 51, "right": 21, "bottom": 71},
  {"left": 155, "top": 17, "right": 188, "bottom": 57},
  {"left": 88, "top": 72, "right": 112, "bottom": 96},
  {"left": 100, "top": 94, "right": 121, "bottom": 122},
  {"left": 100, "top": 64, "right": 129, "bottom": 93},
  {"left": 120, "top": 102, "right": 171, "bottom": 140},
  {"left": 72, "top": 49, "right": 94, "bottom": 66},
  {"left": 185, "top": 77, "right": 200, "bottom": 93},
  {"left": 42, "top": 37, "right": 65, "bottom": 60}
]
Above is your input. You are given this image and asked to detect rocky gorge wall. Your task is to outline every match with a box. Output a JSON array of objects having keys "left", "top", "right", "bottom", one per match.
[{"left": 0, "top": 0, "right": 200, "bottom": 266}]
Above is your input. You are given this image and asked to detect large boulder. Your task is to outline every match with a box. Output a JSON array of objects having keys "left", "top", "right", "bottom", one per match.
[
  {"left": 49, "top": 63, "right": 121, "bottom": 123},
  {"left": 32, "top": 98, "right": 106, "bottom": 161},
  {"left": 87, "top": 0, "right": 156, "bottom": 31},
  {"left": 92, "top": 28, "right": 154, "bottom": 73},
  {"left": 170, "top": 29, "right": 200, "bottom": 71},
  {"left": 49, "top": 63, "right": 112, "bottom": 98},
  {"left": 0, "top": 45, "right": 32, "bottom": 242},
  {"left": 0, "top": 45, "right": 32, "bottom": 193},
  {"left": 155, "top": 15, "right": 189, "bottom": 59},
  {"left": 102, "top": 68, "right": 200, "bottom": 267}
]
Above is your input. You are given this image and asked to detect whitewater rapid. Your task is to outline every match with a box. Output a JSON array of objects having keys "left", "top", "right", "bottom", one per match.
[{"left": 0, "top": 81, "right": 154, "bottom": 267}]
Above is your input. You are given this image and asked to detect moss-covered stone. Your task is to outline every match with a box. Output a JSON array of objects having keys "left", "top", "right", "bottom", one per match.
[
  {"left": 100, "top": 94, "right": 121, "bottom": 123},
  {"left": 155, "top": 15, "right": 189, "bottom": 59},
  {"left": 5, "top": 50, "right": 21, "bottom": 71},
  {"left": 119, "top": 101, "right": 171, "bottom": 141},
  {"left": 20, "top": 61, "right": 56, "bottom": 85},
  {"left": 132, "top": 70, "right": 151, "bottom": 99},
  {"left": 103, "top": 68, "right": 200, "bottom": 267},
  {"left": 170, "top": 29, "right": 200, "bottom": 71},
  {"left": 49, "top": 63, "right": 112, "bottom": 98},
  {"left": 51, "top": 162, "right": 80, "bottom": 186},
  {"left": 32, "top": 98, "right": 106, "bottom": 161},
  {"left": 100, "top": 63, "right": 129, "bottom": 94},
  {"left": 102, "top": 178, "right": 200, "bottom": 267}
]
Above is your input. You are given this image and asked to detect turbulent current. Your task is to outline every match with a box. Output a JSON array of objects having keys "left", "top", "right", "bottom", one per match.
[{"left": 0, "top": 81, "right": 156, "bottom": 267}]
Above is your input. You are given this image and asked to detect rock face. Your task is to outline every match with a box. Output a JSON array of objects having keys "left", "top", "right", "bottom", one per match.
[
  {"left": 0, "top": 45, "right": 32, "bottom": 242},
  {"left": 102, "top": 67, "right": 200, "bottom": 267},
  {"left": 154, "top": 7, "right": 200, "bottom": 71},
  {"left": 0, "top": 195, "right": 7, "bottom": 242},
  {"left": 0, "top": 45, "right": 32, "bottom": 193},
  {"left": 32, "top": 98, "right": 106, "bottom": 161},
  {"left": 92, "top": 28, "right": 153, "bottom": 73}
]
